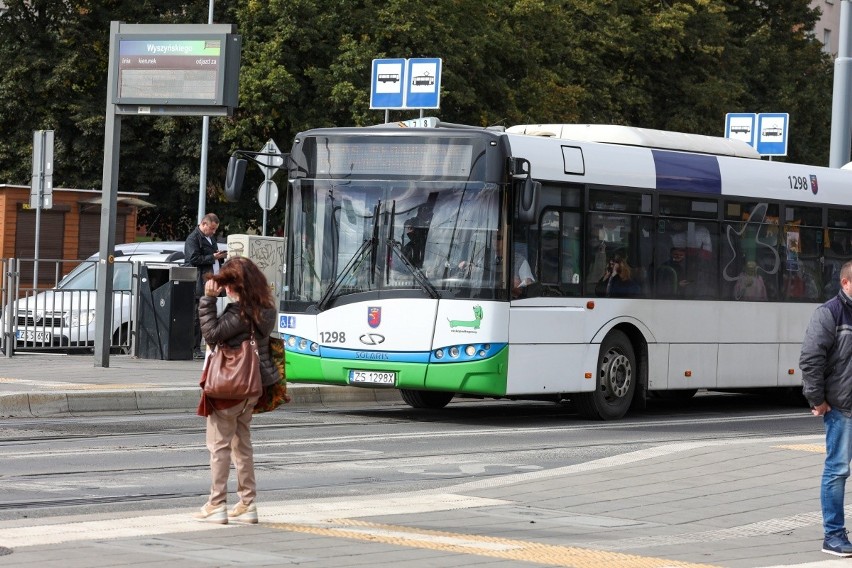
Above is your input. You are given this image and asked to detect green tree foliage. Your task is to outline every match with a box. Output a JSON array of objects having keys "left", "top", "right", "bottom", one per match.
[{"left": 0, "top": 0, "right": 835, "bottom": 239}]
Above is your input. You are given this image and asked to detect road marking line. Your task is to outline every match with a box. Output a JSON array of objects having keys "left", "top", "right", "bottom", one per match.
[
  {"left": 267, "top": 518, "right": 722, "bottom": 568},
  {"left": 774, "top": 443, "right": 825, "bottom": 453},
  {"left": 0, "top": 377, "right": 191, "bottom": 391},
  {"left": 443, "top": 437, "right": 818, "bottom": 494},
  {"left": 0, "top": 494, "right": 505, "bottom": 548}
]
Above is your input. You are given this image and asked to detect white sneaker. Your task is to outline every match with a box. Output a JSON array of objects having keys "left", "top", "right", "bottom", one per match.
[
  {"left": 228, "top": 501, "right": 258, "bottom": 524},
  {"left": 192, "top": 503, "right": 228, "bottom": 524}
]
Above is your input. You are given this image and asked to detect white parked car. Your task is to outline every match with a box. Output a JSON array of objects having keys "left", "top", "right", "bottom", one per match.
[{"left": 1, "top": 241, "right": 222, "bottom": 352}]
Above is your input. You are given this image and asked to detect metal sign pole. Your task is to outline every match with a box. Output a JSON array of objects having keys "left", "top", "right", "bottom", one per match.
[
  {"left": 830, "top": 0, "right": 852, "bottom": 167},
  {"left": 196, "top": 0, "right": 216, "bottom": 223},
  {"left": 94, "top": 22, "right": 121, "bottom": 367},
  {"left": 262, "top": 175, "right": 269, "bottom": 236},
  {"left": 33, "top": 194, "right": 41, "bottom": 288}
]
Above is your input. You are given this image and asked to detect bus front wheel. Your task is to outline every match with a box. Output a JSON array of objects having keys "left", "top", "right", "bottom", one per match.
[
  {"left": 400, "top": 389, "right": 455, "bottom": 409},
  {"left": 576, "top": 330, "right": 635, "bottom": 420}
]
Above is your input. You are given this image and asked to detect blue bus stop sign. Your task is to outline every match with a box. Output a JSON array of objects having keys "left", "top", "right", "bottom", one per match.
[
  {"left": 724, "top": 113, "right": 756, "bottom": 147},
  {"left": 370, "top": 58, "right": 406, "bottom": 109},
  {"left": 755, "top": 113, "right": 789, "bottom": 156},
  {"left": 405, "top": 58, "right": 442, "bottom": 109}
]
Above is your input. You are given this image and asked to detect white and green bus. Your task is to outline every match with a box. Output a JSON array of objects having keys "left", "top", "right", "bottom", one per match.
[{"left": 254, "top": 120, "right": 852, "bottom": 420}]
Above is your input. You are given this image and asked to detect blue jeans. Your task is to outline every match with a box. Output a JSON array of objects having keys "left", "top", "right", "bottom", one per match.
[{"left": 823, "top": 409, "right": 852, "bottom": 535}]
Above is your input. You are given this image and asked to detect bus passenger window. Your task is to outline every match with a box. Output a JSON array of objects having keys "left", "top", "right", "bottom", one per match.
[
  {"left": 561, "top": 213, "right": 582, "bottom": 289},
  {"left": 594, "top": 254, "right": 641, "bottom": 297},
  {"left": 586, "top": 213, "right": 628, "bottom": 288},
  {"left": 782, "top": 227, "right": 820, "bottom": 301},
  {"left": 655, "top": 219, "right": 718, "bottom": 299},
  {"left": 538, "top": 214, "right": 559, "bottom": 285},
  {"left": 722, "top": 202, "right": 778, "bottom": 301},
  {"left": 824, "top": 229, "right": 852, "bottom": 298}
]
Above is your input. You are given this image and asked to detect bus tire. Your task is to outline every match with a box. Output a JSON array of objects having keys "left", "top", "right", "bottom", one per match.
[
  {"left": 400, "top": 389, "right": 455, "bottom": 409},
  {"left": 576, "top": 330, "right": 635, "bottom": 420}
]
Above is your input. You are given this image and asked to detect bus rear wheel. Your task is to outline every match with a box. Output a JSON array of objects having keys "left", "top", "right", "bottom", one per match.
[
  {"left": 576, "top": 330, "right": 635, "bottom": 420},
  {"left": 400, "top": 389, "right": 455, "bottom": 409}
]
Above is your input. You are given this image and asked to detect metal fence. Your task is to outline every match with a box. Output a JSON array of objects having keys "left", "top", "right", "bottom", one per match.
[{"left": 1, "top": 257, "right": 140, "bottom": 357}]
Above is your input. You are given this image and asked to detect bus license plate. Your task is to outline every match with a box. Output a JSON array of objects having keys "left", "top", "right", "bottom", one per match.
[
  {"left": 348, "top": 370, "right": 396, "bottom": 386},
  {"left": 16, "top": 330, "right": 52, "bottom": 342}
]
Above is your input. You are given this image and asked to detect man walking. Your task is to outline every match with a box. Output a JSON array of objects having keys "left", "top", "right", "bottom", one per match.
[
  {"left": 185, "top": 213, "right": 227, "bottom": 359},
  {"left": 801, "top": 260, "right": 852, "bottom": 556}
]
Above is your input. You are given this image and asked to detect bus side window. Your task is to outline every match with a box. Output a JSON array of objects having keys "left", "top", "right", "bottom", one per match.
[
  {"left": 634, "top": 217, "right": 654, "bottom": 297},
  {"left": 655, "top": 219, "right": 717, "bottom": 299},
  {"left": 538, "top": 211, "right": 559, "bottom": 286},
  {"left": 783, "top": 226, "right": 820, "bottom": 301},
  {"left": 561, "top": 213, "right": 582, "bottom": 292},
  {"left": 824, "top": 229, "right": 852, "bottom": 299}
]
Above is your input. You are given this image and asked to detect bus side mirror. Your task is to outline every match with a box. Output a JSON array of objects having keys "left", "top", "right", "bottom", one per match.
[
  {"left": 225, "top": 157, "right": 247, "bottom": 202},
  {"left": 510, "top": 157, "right": 540, "bottom": 224},
  {"left": 517, "top": 176, "right": 540, "bottom": 224}
]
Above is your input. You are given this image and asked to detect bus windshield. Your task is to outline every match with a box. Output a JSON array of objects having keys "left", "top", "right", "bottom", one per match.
[{"left": 285, "top": 179, "right": 506, "bottom": 308}]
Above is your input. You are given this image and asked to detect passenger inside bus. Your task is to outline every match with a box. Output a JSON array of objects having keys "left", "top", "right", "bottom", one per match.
[
  {"left": 452, "top": 231, "right": 533, "bottom": 298},
  {"left": 733, "top": 260, "right": 768, "bottom": 300},
  {"left": 509, "top": 238, "right": 535, "bottom": 298},
  {"left": 595, "top": 254, "right": 641, "bottom": 297},
  {"left": 784, "top": 265, "right": 819, "bottom": 300},
  {"left": 401, "top": 217, "right": 427, "bottom": 268},
  {"left": 656, "top": 247, "right": 691, "bottom": 297},
  {"left": 671, "top": 221, "right": 713, "bottom": 259},
  {"left": 824, "top": 230, "right": 852, "bottom": 298}
]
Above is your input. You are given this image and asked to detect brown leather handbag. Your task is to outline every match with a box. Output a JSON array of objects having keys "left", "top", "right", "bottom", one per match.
[{"left": 203, "top": 330, "right": 262, "bottom": 400}]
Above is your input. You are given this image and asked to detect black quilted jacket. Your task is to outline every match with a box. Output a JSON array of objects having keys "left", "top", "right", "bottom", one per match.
[{"left": 198, "top": 296, "right": 281, "bottom": 387}]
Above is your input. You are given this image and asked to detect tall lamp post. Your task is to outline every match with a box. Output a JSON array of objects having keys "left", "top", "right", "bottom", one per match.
[
  {"left": 197, "top": 0, "right": 215, "bottom": 223},
  {"left": 829, "top": 0, "right": 852, "bottom": 168}
]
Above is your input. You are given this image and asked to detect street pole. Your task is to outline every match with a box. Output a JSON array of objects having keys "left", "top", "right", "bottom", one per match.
[
  {"left": 197, "top": 0, "right": 215, "bottom": 223},
  {"left": 829, "top": 0, "right": 852, "bottom": 168}
]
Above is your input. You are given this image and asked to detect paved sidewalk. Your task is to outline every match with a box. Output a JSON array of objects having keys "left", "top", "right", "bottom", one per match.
[
  {"left": 0, "top": 435, "right": 842, "bottom": 567},
  {"left": 0, "top": 353, "right": 402, "bottom": 417}
]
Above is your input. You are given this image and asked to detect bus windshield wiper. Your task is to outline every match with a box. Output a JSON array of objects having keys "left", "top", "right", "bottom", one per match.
[
  {"left": 369, "top": 201, "right": 381, "bottom": 285},
  {"left": 386, "top": 238, "right": 440, "bottom": 299},
  {"left": 317, "top": 237, "right": 374, "bottom": 311},
  {"left": 385, "top": 201, "right": 396, "bottom": 286}
]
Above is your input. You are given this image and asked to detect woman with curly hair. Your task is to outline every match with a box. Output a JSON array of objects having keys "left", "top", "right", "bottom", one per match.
[{"left": 194, "top": 256, "right": 280, "bottom": 525}]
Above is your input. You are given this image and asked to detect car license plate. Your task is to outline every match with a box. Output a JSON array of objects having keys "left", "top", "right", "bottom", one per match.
[
  {"left": 348, "top": 370, "right": 396, "bottom": 386},
  {"left": 16, "top": 330, "right": 52, "bottom": 342}
]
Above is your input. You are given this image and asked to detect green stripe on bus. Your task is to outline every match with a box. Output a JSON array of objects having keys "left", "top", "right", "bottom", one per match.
[{"left": 284, "top": 346, "right": 508, "bottom": 396}]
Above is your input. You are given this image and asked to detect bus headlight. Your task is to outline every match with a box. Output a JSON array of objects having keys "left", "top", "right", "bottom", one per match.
[
  {"left": 434, "top": 349, "right": 444, "bottom": 359},
  {"left": 449, "top": 346, "right": 460, "bottom": 358},
  {"left": 464, "top": 345, "right": 476, "bottom": 357}
]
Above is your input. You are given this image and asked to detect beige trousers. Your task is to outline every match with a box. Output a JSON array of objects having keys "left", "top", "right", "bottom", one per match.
[{"left": 205, "top": 398, "right": 258, "bottom": 506}]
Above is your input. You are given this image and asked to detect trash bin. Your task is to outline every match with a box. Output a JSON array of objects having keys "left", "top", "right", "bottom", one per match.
[{"left": 136, "top": 264, "right": 196, "bottom": 360}]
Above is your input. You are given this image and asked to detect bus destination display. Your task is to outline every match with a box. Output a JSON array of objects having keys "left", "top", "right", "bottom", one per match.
[{"left": 116, "top": 39, "right": 222, "bottom": 102}]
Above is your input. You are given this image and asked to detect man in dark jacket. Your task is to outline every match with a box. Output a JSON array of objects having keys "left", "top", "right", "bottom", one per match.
[
  {"left": 801, "top": 260, "right": 852, "bottom": 556},
  {"left": 185, "top": 213, "right": 227, "bottom": 359}
]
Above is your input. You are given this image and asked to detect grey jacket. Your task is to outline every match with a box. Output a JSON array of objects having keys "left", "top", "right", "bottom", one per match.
[
  {"left": 198, "top": 296, "right": 281, "bottom": 387},
  {"left": 800, "top": 291, "right": 852, "bottom": 411}
]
